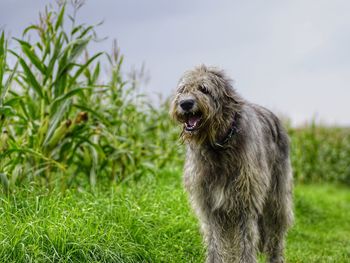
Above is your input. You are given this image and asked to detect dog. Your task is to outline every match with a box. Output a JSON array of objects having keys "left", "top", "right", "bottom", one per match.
[{"left": 170, "top": 65, "right": 293, "bottom": 263}]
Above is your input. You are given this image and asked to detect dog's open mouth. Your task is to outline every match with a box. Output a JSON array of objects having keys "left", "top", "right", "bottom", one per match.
[{"left": 184, "top": 112, "right": 202, "bottom": 131}]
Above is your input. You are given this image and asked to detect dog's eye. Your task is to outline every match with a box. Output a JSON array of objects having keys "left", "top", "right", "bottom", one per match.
[{"left": 199, "top": 85, "right": 209, "bottom": 94}]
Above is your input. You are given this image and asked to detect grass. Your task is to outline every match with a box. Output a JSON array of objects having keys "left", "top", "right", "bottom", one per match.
[
  {"left": 288, "top": 184, "right": 350, "bottom": 262},
  {"left": 1, "top": 169, "right": 349, "bottom": 262}
]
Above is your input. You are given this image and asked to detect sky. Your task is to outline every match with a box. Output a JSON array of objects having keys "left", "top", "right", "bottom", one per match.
[{"left": 1, "top": 0, "right": 350, "bottom": 126}]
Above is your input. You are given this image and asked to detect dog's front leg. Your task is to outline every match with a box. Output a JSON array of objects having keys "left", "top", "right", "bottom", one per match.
[
  {"left": 208, "top": 215, "right": 258, "bottom": 263},
  {"left": 237, "top": 216, "right": 259, "bottom": 263},
  {"left": 200, "top": 222, "right": 221, "bottom": 263},
  {"left": 206, "top": 232, "right": 222, "bottom": 263}
]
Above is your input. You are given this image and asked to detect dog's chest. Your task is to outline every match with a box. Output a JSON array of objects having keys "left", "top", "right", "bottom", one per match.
[{"left": 184, "top": 149, "right": 239, "bottom": 213}]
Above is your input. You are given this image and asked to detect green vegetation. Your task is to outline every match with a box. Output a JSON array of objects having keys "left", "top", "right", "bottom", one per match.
[
  {"left": 1, "top": 170, "right": 349, "bottom": 262},
  {"left": 290, "top": 125, "right": 350, "bottom": 185},
  {"left": 288, "top": 184, "right": 350, "bottom": 262},
  {"left": 0, "top": 2, "right": 181, "bottom": 191},
  {"left": 0, "top": 2, "right": 349, "bottom": 263}
]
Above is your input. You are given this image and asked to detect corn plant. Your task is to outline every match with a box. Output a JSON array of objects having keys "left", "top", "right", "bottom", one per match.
[
  {"left": 1, "top": 3, "right": 99, "bottom": 186},
  {"left": 0, "top": 2, "right": 182, "bottom": 191},
  {"left": 289, "top": 124, "right": 350, "bottom": 185},
  {"left": 0, "top": 31, "right": 19, "bottom": 192}
]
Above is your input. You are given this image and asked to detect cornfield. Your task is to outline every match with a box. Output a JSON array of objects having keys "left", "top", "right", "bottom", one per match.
[{"left": 0, "top": 2, "right": 182, "bottom": 191}]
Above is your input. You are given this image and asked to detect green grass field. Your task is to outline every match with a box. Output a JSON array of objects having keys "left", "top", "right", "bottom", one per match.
[{"left": 1, "top": 168, "right": 349, "bottom": 263}]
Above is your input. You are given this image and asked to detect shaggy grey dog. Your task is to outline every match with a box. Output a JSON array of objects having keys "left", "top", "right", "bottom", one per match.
[{"left": 170, "top": 65, "right": 293, "bottom": 263}]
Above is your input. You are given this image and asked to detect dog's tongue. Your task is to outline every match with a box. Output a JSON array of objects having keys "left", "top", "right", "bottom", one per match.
[{"left": 188, "top": 115, "right": 200, "bottom": 127}]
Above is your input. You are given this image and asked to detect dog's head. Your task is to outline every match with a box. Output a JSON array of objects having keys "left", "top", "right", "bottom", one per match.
[{"left": 170, "top": 65, "right": 241, "bottom": 145}]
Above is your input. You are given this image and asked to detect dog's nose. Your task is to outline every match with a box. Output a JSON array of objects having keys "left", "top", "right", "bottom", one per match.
[{"left": 180, "top": 99, "right": 195, "bottom": 111}]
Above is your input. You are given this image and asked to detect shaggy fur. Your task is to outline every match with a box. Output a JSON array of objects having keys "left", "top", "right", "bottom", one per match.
[{"left": 170, "top": 65, "right": 294, "bottom": 263}]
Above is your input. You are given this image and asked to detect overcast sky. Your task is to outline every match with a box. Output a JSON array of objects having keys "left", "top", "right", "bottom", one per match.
[{"left": 1, "top": 0, "right": 350, "bottom": 126}]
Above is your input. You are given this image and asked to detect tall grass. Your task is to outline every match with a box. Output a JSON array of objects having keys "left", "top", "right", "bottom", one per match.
[{"left": 1, "top": 171, "right": 349, "bottom": 262}]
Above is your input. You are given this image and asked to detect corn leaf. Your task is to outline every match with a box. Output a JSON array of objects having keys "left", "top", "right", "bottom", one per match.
[
  {"left": 22, "top": 25, "right": 41, "bottom": 36},
  {"left": 55, "top": 4, "right": 65, "bottom": 31},
  {"left": 1, "top": 62, "right": 18, "bottom": 104},
  {"left": 0, "top": 173, "right": 9, "bottom": 192},
  {"left": 4, "top": 148, "right": 66, "bottom": 171},
  {"left": 92, "top": 62, "right": 100, "bottom": 84},
  {"left": 17, "top": 40, "right": 47, "bottom": 75},
  {"left": 51, "top": 87, "right": 88, "bottom": 111},
  {"left": 0, "top": 105, "right": 15, "bottom": 116},
  {"left": 71, "top": 24, "right": 84, "bottom": 35},
  {"left": 12, "top": 38, "right": 31, "bottom": 49},
  {"left": 61, "top": 38, "right": 90, "bottom": 63},
  {"left": 0, "top": 31, "right": 5, "bottom": 87},
  {"left": 0, "top": 31, "right": 4, "bottom": 55},
  {"left": 43, "top": 99, "right": 71, "bottom": 146},
  {"left": 68, "top": 52, "right": 103, "bottom": 88},
  {"left": 10, "top": 51, "right": 46, "bottom": 102},
  {"left": 77, "top": 26, "right": 94, "bottom": 39},
  {"left": 44, "top": 33, "right": 64, "bottom": 85}
]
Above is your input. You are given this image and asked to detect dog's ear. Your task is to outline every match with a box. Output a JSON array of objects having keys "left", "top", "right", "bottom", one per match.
[
  {"left": 208, "top": 69, "right": 240, "bottom": 106},
  {"left": 222, "top": 84, "right": 241, "bottom": 105}
]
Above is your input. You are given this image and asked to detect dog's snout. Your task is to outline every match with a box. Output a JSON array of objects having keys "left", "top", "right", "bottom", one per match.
[{"left": 180, "top": 99, "right": 195, "bottom": 111}]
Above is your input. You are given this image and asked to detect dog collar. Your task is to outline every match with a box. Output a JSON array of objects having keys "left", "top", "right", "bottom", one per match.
[{"left": 213, "top": 113, "right": 239, "bottom": 149}]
